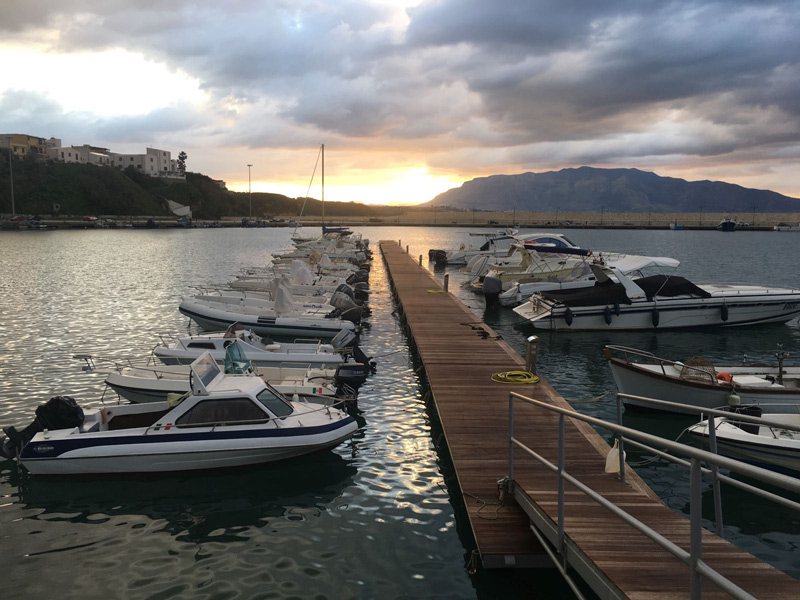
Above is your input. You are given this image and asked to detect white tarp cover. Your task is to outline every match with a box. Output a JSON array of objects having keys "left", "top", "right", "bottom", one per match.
[
  {"left": 274, "top": 285, "right": 297, "bottom": 316},
  {"left": 291, "top": 264, "right": 314, "bottom": 286},
  {"left": 607, "top": 255, "right": 680, "bottom": 273}
]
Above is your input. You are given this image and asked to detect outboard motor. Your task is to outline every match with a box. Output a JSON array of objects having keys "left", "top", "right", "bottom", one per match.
[
  {"left": 339, "top": 306, "right": 362, "bottom": 325},
  {"left": 428, "top": 249, "right": 448, "bottom": 266},
  {"left": 351, "top": 270, "right": 369, "bottom": 284},
  {"left": 1, "top": 396, "right": 84, "bottom": 459},
  {"left": 330, "top": 290, "right": 360, "bottom": 314},
  {"left": 482, "top": 276, "right": 503, "bottom": 306},
  {"left": 353, "top": 282, "right": 370, "bottom": 302},
  {"left": 334, "top": 284, "right": 358, "bottom": 303},
  {"left": 334, "top": 363, "right": 371, "bottom": 387}
]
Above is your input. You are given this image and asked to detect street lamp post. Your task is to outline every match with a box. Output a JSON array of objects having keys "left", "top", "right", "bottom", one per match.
[
  {"left": 7, "top": 137, "right": 15, "bottom": 216},
  {"left": 247, "top": 164, "right": 253, "bottom": 219}
]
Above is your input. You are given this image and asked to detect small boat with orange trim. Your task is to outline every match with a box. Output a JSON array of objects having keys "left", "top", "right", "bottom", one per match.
[{"left": 605, "top": 345, "right": 800, "bottom": 414}]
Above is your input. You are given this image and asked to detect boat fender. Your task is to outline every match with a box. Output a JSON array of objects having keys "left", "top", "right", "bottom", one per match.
[
  {"left": 721, "top": 303, "right": 729, "bottom": 322},
  {"left": 726, "top": 391, "right": 740, "bottom": 406},
  {"left": 717, "top": 371, "right": 733, "bottom": 383},
  {"left": 614, "top": 303, "right": 620, "bottom": 316},
  {"left": 651, "top": 308, "right": 660, "bottom": 328},
  {"left": 564, "top": 308, "right": 574, "bottom": 326},
  {"left": 604, "top": 306, "right": 613, "bottom": 325}
]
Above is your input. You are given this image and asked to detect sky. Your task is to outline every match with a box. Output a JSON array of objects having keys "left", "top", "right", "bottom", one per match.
[{"left": 1, "top": 0, "right": 799, "bottom": 205}]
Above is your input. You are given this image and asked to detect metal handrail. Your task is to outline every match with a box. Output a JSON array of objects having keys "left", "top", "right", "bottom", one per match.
[{"left": 508, "top": 391, "right": 800, "bottom": 600}]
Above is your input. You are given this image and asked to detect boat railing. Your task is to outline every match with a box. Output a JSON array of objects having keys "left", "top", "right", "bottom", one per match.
[
  {"left": 604, "top": 345, "right": 718, "bottom": 385},
  {"left": 507, "top": 390, "right": 800, "bottom": 600}
]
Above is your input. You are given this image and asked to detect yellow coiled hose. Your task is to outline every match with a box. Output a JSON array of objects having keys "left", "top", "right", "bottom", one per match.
[{"left": 491, "top": 371, "right": 540, "bottom": 384}]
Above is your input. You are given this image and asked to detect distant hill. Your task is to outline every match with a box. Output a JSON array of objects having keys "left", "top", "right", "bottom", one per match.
[
  {"left": 426, "top": 167, "right": 800, "bottom": 212},
  {"left": 0, "top": 155, "right": 405, "bottom": 219}
]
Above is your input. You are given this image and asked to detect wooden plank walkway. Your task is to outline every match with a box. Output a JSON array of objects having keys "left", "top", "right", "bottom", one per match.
[{"left": 380, "top": 241, "right": 799, "bottom": 599}]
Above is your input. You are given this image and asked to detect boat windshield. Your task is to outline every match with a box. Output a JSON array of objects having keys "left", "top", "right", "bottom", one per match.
[{"left": 256, "top": 388, "right": 294, "bottom": 418}]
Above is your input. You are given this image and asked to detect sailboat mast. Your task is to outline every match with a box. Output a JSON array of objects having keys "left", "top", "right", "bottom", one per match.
[{"left": 321, "top": 144, "right": 325, "bottom": 226}]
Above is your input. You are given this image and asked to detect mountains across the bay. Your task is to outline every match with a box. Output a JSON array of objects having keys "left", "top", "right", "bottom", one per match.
[{"left": 426, "top": 167, "right": 800, "bottom": 213}]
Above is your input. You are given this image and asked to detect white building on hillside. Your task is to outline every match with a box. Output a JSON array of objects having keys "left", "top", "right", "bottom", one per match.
[{"left": 47, "top": 144, "right": 113, "bottom": 166}]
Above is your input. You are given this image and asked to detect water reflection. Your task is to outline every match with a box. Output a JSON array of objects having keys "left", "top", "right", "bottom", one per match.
[{"left": 12, "top": 453, "right": 358, "bottom": 542}]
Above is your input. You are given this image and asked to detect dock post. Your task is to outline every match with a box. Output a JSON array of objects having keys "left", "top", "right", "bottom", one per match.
[
  {"left": 398, "top": 239, "right": 401, "bottom": 247},
  {"left": 406, "top": 245, "right": 409, "bottom": 254},
  {"left": 419, "top": 254, "right": 423, "bottom": 266},
  {"left": 443, "top": 273, "right": 449, "bottom": 292},
  {"left": 525, "top": 336, "right": 539, "bottom": 374}
]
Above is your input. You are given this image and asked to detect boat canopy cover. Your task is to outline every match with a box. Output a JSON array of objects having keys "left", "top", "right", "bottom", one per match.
[
  {"left": 224, "top": 341, "right": 253, "bottom": 374},
  {"left": 605, "top": 255, "right": 681, "bottom": 273},
  {"left": 541, "top": 274, "right": 711, "bottom": 307},
  {"left": 634, "top": 275, "right": 712, "bottom": 300},
  {"left": 542, "top": 279, "right": 633, "bottom": 307},
  {"left": 530, "top": 245, "right": 592, "bottom": 256}
]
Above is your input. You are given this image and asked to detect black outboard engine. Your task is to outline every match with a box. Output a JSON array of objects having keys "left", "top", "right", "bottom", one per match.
[
  {"left": 353, "top": 282, "right": 370, "bottom": 302},
  {"left": 351, "top": 270, "right": 369, "bottom": 284},
  {"left": 335, "top": 284, "right": 358, "bottom": 303},
  {"left": 339, "top": 307, "right": 362, "bottom": 325},
  {"left": 482, "top": 276, "right": 503, "bottom": 306},
  {"left": 334, "top": 363, "right": 371, "bottom": 387},
  {"left": 1, "top": 396, "right": 84, "bottom": 459},
  {"left": 428, "top": 249, "right": 448, "bottom": 266}
]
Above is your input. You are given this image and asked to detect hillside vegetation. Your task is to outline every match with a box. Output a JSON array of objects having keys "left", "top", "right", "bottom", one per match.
[{"left": 0, "top": 155, "right": 405, "bottom": 219}]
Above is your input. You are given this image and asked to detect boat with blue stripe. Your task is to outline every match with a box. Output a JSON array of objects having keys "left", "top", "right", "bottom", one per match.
[{"left": 0, "top": 353, "right": 357, "bottom": 475}]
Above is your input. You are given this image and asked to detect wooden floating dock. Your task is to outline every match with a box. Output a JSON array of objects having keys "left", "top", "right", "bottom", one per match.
[{"left": 380, "top": 241, "right": 799, "bottom": 599}]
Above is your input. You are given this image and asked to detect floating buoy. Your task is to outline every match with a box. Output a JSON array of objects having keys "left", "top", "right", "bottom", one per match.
[
  {"left": 604, "top": 306, "right": 613, "bottom": 325},
  {"left": 564, "top": 308, "right": 574, "bottom": 326},
  {"left": 651, "top": 308, "right": 660, "bottom": 327},
  {"left": 721, "top": 303, "right": 729, "bottom": 322}
]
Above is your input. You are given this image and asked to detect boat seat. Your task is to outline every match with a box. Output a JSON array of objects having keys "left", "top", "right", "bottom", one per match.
[{"left": 731, "top": 375, "right": 777, "bottom": 388}]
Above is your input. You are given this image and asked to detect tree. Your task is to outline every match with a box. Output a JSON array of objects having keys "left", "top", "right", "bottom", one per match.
[{"left": 177, "top": 151, "right": 187, "bottom": 174}]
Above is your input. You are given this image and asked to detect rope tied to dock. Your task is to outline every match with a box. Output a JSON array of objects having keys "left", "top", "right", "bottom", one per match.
[
  {"left": 426, "top": 289, "right": 446, "bottom": 293},
  {"left": 491, "top": 371, "right": 540, "bottom": 384}
]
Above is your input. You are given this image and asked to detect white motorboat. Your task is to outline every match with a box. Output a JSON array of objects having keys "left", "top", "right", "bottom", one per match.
[
  {"left": 152, "top": 324, "right": 373, "bottom": 385},
  {"left": 105, "top": 361, "right": 342, "bottom": 404},
  {"left": 513, "top": 266, "right": 800, "bottom": 330},
  {"left": 179, "top": 287, "right": 361, "bottom": 338},
  {"left": 606, "top": 345, "right": 800, "bottom": 414},
  {"left": 493, "top": 254, "right": 681, "bottom": 307},
  {"left": 688, "top": 410, "right": 800, "bottom": 475},
  {"left": 429, "top": 231, "right": 580, "bottom": 267},
  {"left": 0, "top": 353, "right": 357, "bottom": 475}
]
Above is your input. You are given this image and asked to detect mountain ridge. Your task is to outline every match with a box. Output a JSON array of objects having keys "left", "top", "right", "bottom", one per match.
[{"left": 426, "top": 167, "right": 800, "bottom": 212}]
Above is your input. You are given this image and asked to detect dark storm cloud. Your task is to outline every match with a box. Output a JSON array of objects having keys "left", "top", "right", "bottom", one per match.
[{"left": 2, "top": 0, "right": 799, "bottom": 178}]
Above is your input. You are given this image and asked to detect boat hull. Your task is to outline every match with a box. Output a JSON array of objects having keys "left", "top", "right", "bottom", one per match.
[
  {"left": 179, "top": 303, "right": 354, "bottom": 338},
  {"left": 608, "top": 359, "right": 800, "bottom": 414},
  {"left": 689, "top": 422, "right": 800, "bottom": 475},
  {"left": 515, "top": 292, "right": 800, "bottom": 331},
  {"left": 22, "top": 421, "right": 357, "bottom": 475}
]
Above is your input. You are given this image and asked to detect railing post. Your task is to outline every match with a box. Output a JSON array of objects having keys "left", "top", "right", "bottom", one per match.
[
  {"left": 508, "top": 393, "right": 514, "bottom": 486},
  {"left": 525, "top": 335, "right": 538, "bottom": 374},
  {"left": 707, "top": 416, "right": 724, "bottom": 536},
  {"left": 690, "top": 457, "right": 703, "bottom": 600},
  {"left": 558, "top": 413, "right": 565, "bottom": 554},
  {"left": 443, "top": 273, "right": 449, "bottom": 292}
]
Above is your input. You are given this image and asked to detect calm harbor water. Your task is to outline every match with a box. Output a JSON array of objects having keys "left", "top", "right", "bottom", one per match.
[{"left": 0, "top": 226, "right": 798, "bottom": 599}]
